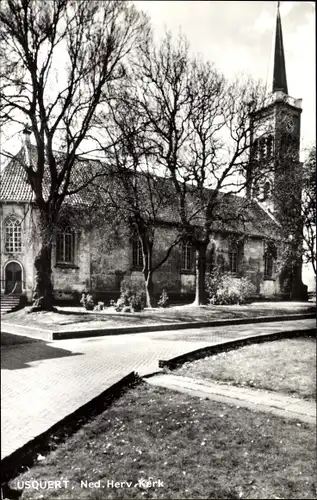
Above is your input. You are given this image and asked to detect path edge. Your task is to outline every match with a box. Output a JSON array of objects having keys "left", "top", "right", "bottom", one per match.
[
  {"left": 158, "top": 328, "right": 316, "bottom": 369},
  {"left": 1, "top": 312, "right": 315, "bottom": 341},
  {"left": 1, "top": 371, "right": 142, "bottom": 485}
]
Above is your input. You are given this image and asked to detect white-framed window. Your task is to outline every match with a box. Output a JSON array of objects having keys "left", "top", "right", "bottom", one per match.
[
  {"left": 56, "top": 226, "right": 75, "bottom": 264},
  {"left": 181, "top": 241, "right": 193, "bottom": 271},
  {"left": 264, "top": 242, "right": 276, "bottom": 279},
  {"left": 5, "top": 217, "right": 22, "bottom": 252},
  {"left": 229, "top": 240, "right": 243, "bottom": 274},
  {"left": 132, "top": 239, "right": 143, "bottom": 268}
]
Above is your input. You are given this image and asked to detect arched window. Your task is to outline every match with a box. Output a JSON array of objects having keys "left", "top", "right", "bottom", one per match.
[
  {"left": 259, "top": 138, "right": 266, "bottom": 160},
  {"left": 56, "top": 226, "right": 75, "bottom": 264},
  {"left": 132, "top": 239, "right": 143, "bottom": 269},
  {"left": 264, "top": 242, "right": 276, "bottom": 279},
  {"left": 252, "top": 139, "right": 259, "bottom": 161},
  {"left": 264, "top": 253, "right": 273, "bottom": 278},
  {"left": 266, "top": 135, "right": 274, "bottom": 158},
  {"left": 229, "top": 240, "right": 243, "bottom": 274},
  {"left": 229, "top": 246, "right": 238, "bottom": 273},
  {"left": 181, "top": 241, "right": 193, "bottom": 271},
  {"left": 5, "top": 217, "right": 22, "bottom": 252}
]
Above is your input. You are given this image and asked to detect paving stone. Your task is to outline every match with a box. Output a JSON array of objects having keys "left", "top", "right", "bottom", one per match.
[
  {"left": 1, "top": 318, "right": 315, "bottom": 458},
  {"left": 146, "top": 374, "right": 316, "bottom": 425}
]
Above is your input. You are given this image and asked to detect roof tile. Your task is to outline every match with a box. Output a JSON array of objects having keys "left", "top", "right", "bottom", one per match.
[{"left": 0, "top": 145, "right": 278, "bottom": 239}]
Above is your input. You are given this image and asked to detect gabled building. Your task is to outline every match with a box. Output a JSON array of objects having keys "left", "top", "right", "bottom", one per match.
[{"left": 0, "top": 3, "right": 307, "bottom": 304}]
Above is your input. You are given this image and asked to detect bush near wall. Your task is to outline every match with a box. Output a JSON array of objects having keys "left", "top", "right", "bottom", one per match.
[
  {"left": 206, "top": 268, "right": 256, "bottom": 305},
  {"left": 110, "top": 279, "right": 146, "bottom": 312}
]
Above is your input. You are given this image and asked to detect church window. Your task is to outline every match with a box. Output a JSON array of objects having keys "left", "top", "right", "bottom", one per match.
[
  {"left": 259, "top": 138, "right": 266, "bottom": 160},
  {"left": 264, "top": 253, "right": 273, "bottom": 278},
  {"left": 266, "top": 135, "right": 274, "bottom": 158},
  {"left": 132, "top": 239, "right": 143, "bottom": 268},
  {"left": 264, "top": 242, "right": 276, "bottom": 279},
  {"left": 56, "top": 226, "right": 75, "bottom": 264},
  {"left": 229, "top": 240, "right": 243, "bottom": 274},
  {"left": 229, "top": 246, "right": 238, "bottom": 273},
  {"left": 5, "top": 217, "right": 22, "bottom": 252},
  {"left": 252, "top": 139, "right": 259, "bottom": 161},
  {"left": 181, "top": 241, "right": 193, "bottom": 271}
]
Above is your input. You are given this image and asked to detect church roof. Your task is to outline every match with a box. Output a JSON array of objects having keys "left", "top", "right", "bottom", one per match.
[
  {"left": 1, "top": 149, "right": 32, "bottom": 202},
  {"left": 0, "top": 144, "right": 278, "bottom": 240},
  {"left": 155, "top": 184, "right": 278, "bottom": 239},
  {"left": 0, "top": 145, "right": 102, "bottom": 206}
]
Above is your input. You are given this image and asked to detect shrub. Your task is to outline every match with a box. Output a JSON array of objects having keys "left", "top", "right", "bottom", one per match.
[
  {"left": 129, "top": 292, "right": 145, "bottom": 312},
  {"left": 206, "top": 268, "right": 256, "bottom": 305},
  {"left": 111, "top": 282, "right": 145, "bottom": 312},
  {"left": 157, "top": 289, "right": 169, "bottom": 308},
  {"left": 94, "top": 301, "right": 105, "bottom": 311},
  {"left": 80, "top": 292, "right": 95, "bottom": 310}
]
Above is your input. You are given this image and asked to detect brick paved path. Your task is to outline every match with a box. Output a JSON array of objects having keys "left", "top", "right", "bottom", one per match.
[
  {"left": 1, "top": 318, "right": 315, "bottom": 459},
  {"left": 146, "top": 374, "right": 316, "bottom": 425}
]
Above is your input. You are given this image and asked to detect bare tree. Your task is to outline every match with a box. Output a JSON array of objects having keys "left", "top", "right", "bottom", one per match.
[
  {"left": 134, "top": 32, "right": 267, "bottom": 304},
  {"left": 0, "top": 0, "right": 149, "bottom": 310},
  {"left": 92, "top": 87, "right": 185, "bottom": 307}
]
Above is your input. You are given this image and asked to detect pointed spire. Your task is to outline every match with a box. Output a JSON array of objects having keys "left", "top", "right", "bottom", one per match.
[{"left": 272, "top": 1, "right": 288, "bottom": 94}]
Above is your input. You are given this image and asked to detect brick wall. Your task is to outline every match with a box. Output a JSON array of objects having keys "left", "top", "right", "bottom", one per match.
[{"left": 0, "top": 202, "right": 281, "bottom": 303}]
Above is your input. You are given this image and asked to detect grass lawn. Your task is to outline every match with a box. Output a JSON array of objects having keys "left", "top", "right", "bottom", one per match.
[
  {"left": 8, "top": 383, "right": 316, "bottom": 500},
  {"left": 2, "top": 301, "right": 315, "bottom": 331},
  {"left": 176, "top": 337, "right": 316, "bottom": 400}
]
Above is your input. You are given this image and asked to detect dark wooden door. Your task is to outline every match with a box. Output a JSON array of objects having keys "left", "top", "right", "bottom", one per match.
[{"left": 5, "top": 262, "right": 22, "bottom": 293}]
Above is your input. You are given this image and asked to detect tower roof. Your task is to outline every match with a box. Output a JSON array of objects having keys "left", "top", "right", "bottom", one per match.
[{"left": 272, "top": 2, "right": 288, "bottom": 94}]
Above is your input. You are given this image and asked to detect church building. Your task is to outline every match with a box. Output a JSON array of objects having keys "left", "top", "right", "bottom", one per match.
[{"left": 0, "top": 4, "right": 308, "bottom": 306}]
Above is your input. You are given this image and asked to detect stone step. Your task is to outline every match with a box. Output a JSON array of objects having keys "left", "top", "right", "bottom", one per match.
[
  {"left": 0, "top": 295, "right": 22, "bottom": 314},
  {"left": 1, "top": 300, "right": 20, "bottom": 306}
]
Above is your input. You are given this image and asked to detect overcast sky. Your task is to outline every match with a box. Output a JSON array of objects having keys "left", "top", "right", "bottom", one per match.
[
  {"left": 1, "top": 1, "right": 314, "bottom": 166},
  {"left": 136, "top": 1, "right": 315, "bottom": 151}
]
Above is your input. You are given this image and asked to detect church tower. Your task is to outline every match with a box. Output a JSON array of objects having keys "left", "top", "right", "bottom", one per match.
[
  {"left": 249, "top": 1, "right": 302, "bottom": 213},
  {"left": 249, "top": 1, "right": 307, "bottom": 300}
]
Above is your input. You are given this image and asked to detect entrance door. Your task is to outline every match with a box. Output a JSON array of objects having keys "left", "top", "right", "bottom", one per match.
[{"left": 5, "top": 262, "right": 22, "bottom": 293}]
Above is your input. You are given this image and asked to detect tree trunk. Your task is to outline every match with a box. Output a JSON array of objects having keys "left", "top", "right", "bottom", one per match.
[
  {"left": 193, "top": 242, "right": 208, "bottom": 306},
  {"left": 29, "top": 242, "right": 56, "bottom": 312},
  {"left": 142, "top": 237, "right": 155, "bottom": 308},
  {"left": 145, "top": 271, "right": 154, "bottom": 308}
]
